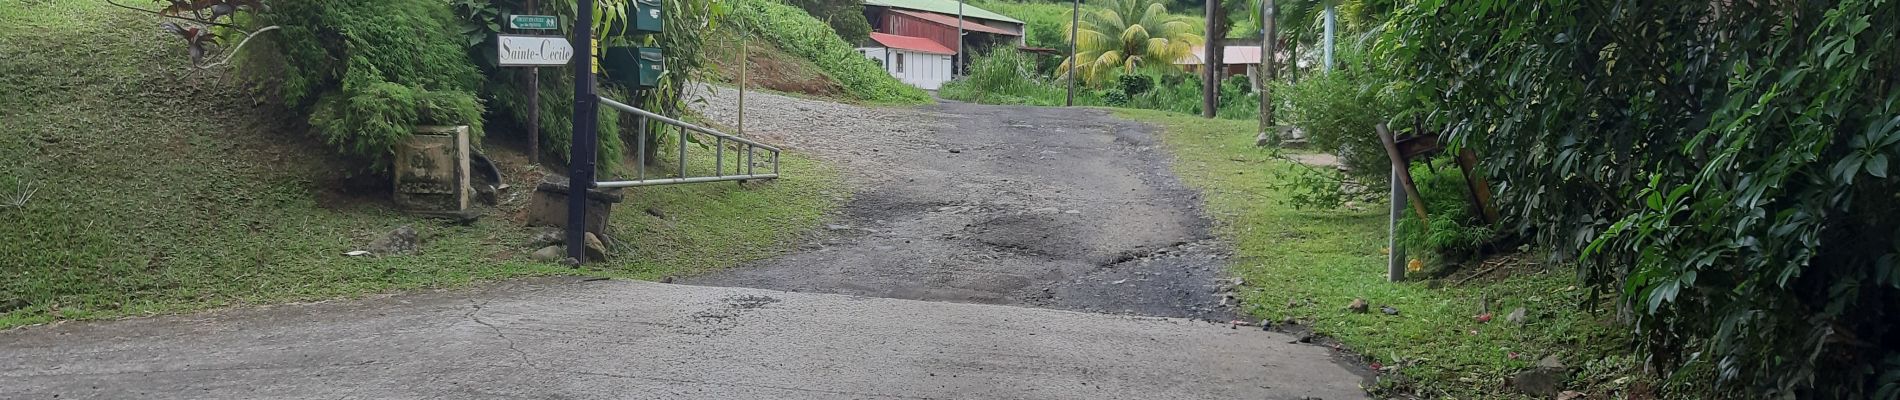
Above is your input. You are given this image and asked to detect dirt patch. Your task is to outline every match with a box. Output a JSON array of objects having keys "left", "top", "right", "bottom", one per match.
[{"left": 704, "top": 30, "right": 845, "bottom": 98}]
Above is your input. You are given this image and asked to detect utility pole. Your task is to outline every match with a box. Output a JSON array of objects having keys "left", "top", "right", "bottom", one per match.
[
  {"left": 956, "top": 0, "right": 966, "bottom": 77},
  {"left": 1258, "top": 0, "right": 1273, "bottom": 134},
  {"left": 1322, "top": 0, "right": 1335, "bottom": 71},
  {"left": 565, "top": 0, "right": 598, "bottom": 263},
  {"left": 737, "top": 5, "right": 746, "bottom": 137},
  {"left": 1200, "top": 0, "right": 1221, "bottom": 119},
  {"left": 526, "top": 0, "right": 540, "bottom": 164},
  {"left": 1066, "top": 0, "right": 1079, "bottom": 106}
]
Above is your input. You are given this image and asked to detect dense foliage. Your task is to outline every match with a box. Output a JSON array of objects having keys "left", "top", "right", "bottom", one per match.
[
  {"left": 733, "top": 0, "right": 929, "bottom": 104},
  {"left": 970, "top": 0, "right": 1074, "bottom": 50},
  {"left": 942, "top": 50, "right": 1259, "bottom": 119},
  {"left": 1386, "top": 0, "right": 1900, "bottom": 396},
  {"left": 782, "top": 0, "right": 871, "bottom": 44},
  {"left": 263, "top": 0, "right": 485, "bottom": 167}
]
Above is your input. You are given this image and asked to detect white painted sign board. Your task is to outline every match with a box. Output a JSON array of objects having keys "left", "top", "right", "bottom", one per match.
[{"left": 497, "top": 35, "right": 574, "bottom": 67}]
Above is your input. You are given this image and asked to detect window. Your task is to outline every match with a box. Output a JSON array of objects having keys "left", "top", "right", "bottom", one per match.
[{"left": 896, "top": 53, "right": 905, "bottom": 73}]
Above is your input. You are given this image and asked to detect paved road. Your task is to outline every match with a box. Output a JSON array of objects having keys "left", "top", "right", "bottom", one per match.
[
  {"left": 688, "top": 97, "right": 1236, "bottom": 320},
  {"left": 0, "top": 278, "right": 1367, "bottom": 399}
]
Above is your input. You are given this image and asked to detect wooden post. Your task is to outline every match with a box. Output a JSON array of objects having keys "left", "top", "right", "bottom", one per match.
[
  {"left": 1066, "top": 0, "right": 1079, "bottom": 107},
  {"left": 1456, "top": 148, "right": 1501, "bottom": 224},
  {"left": 1375, "top": 122, "right": 1429, "bottom": 220}
]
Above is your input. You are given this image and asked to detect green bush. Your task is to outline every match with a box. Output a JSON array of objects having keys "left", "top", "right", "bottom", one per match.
[
  {"left": 264, "top": 0, "right": 485, "bottom": 167},
  {"left": 1394, "top": 164, "right": 1495, "bottom": 271},
  {"left": 1273, "top": 41, "right": 1400, "bottom": 182},
  {"left": 734, "top": 0, "right": 928, "bottom": 104},
  {"left": 783, "top": 0, "right": 872, "bottom": 44},
  {"left": 940, "top": 49, "right": 1071, "bottom": 106},
  {"left": 1389, "top": 1, "right": 1900, "bottom": 396}
]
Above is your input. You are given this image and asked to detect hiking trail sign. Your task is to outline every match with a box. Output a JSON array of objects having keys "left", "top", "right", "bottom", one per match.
[
  {"left": 497, "top": 35, "right": 573, "bottom": 66},
  {"left": 509, "top": 15, "right": 559, "bottom": 30}
]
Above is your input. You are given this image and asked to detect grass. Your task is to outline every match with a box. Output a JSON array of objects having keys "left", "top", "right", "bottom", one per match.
[
  {"left": 1115, "top": 108, "right": 1641, "bottom": 398},
  {"left": 0, "top": 0, "right": 844, "bottom": 329}
]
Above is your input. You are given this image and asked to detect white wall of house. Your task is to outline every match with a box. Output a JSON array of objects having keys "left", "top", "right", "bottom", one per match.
[{"left": 857, "top": 47, "right": 955, "bottom": 90}]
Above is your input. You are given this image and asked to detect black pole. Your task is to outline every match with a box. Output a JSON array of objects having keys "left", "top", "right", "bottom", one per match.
[
  {"left": 566, "top": 0, "right": 598, "bottom": 263},
  {"left": 1066, "top": 0, "right": 1079, "bottom": 106}
]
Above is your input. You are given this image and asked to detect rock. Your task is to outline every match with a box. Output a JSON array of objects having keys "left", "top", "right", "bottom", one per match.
[
  {"left": 1281, "top": 316, "right": 1297, "bottom": 326},
  {"left": 1507, "top": 307, "right": 1529, "bottom": 324},
  {"left": 527, "top": 229, "right": 563, "bottom": 247},
  {"left": 1380, "top": 305, "right": 1400, "bottom": 316},
  {"left": 1537, "top": 354, "right": 1566, "bottom": 370},
  {"left": 1253, "top": 130, "right": 1275, "bottom": 147},
  {"left": 530, "top": 245, "right": 564, "bottom": 262},
  {"left": 583, "top": 233, "right": 609, "bottom": 261},
  {"left": 1557, "top": 390, "right": 1586, "bottom": 400},
  {"left": 1348, "top": 298, "right": 1369, "bottom": 313},
  {"left": 366, "top": 225, "right": 419, "bottom": 256},
  {"left": 1512, "top": 367, "right": 1566, "bottom": 398},
  {"left": 659, "top": 276, "right": 676, "bottom": 284},
  {"left": 1288, "top": 333, "right": 1314, "bottom": 344},
  {"left": 0, "top": 298, "right": 28, "bottom": 313}
]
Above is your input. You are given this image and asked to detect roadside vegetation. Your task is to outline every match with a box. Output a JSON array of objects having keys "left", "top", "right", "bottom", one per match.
[
  {"left": 1122, "top": 110, "right": 1638, "bottom": 398},
  {"left": 0, "top": 0, "right": 844, "bottom": 329},
  {"left": 1106, "top": 0, "right": 1900, "bottom": 397}
]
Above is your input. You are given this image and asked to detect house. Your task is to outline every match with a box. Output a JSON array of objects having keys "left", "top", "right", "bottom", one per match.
[
  {"left": 861, "top": 0, "right": 1024, "bottom": 68},
  {"left": 859, "top": 32, "right": 957, "bottom": 90}
]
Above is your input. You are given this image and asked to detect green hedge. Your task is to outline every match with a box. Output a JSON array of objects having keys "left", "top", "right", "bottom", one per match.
[{"left": 734, "top": 0, "right": 929, "bottom": 104}]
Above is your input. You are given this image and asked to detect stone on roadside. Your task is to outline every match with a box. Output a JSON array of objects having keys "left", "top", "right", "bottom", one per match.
[
  {"left": 366, "top": 225, "right": 419, "bottom": 256},
  {"left": 583, "top": 232, "right": 609, "bottom": 261},
  {"left": 527, "top": 229, "right": 563, "bottom": 247},
  {"left": 1348, "top": 298, "right": 1369, "bottom": 313},
  {"left": 1512, "top": 367, "right": 1565, "bottom": 398},
  {"left": 1507, "top": 307, "right": 1529, "bottom": 325},
  {"left": 530, "top": 245, "right": 564, "bottom": 262},
  {"left": 1557, "top": 390, "right": 1585, "bottom": 400}
]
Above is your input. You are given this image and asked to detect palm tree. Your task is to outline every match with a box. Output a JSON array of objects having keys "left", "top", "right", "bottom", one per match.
[{"left": 1060, "top": 0, "right": 1204, "bottom": 85}]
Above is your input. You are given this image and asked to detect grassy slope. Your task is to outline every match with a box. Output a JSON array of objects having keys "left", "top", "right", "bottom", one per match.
[
  {"left": 0, "top": 1, "right": 843, "bottom": 328},
  {"left": 1117, "top": 109, "right": 1638, "bottom": 398},
  {"left": 701, "top": 25, "right": 850, "bottom": 101}
]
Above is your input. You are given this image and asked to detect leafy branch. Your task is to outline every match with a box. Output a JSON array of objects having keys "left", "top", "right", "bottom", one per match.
[{"left": 105, "top": 0, "right": 278, "bottom": 68}]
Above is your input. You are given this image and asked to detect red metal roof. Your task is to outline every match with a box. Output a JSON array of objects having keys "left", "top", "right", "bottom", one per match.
[
  {"left": 889, "top": 9, "right": 1020, "bottom": 36},
  {"left": 870, "top": 32, "right": 957, "bottom": 55}
]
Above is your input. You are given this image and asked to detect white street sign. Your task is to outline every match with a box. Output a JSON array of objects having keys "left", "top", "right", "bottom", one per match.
[{"left": 497, "top": 35, "right": 573, "bottom": 67}]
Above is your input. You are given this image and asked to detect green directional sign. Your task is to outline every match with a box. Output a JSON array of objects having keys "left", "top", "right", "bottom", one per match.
[{"left": 509, "top": 15, "right": 559, "bottom": 30}]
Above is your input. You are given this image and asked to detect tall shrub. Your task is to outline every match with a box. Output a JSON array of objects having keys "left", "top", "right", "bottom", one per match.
[
  {"left": 1387, "top": 0, "right": 1900, "bottom": 396},
  {"left": 264, "top": 0, "right": 485, "bottom": 167}
]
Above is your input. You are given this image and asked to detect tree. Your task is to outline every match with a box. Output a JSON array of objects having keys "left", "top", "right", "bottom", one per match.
[
  {"left": 1059, "top": 0, "right": 1203, "bottom": 85},
  {"left": 783, "top": 0, "right": 871, "bottom": 44}
]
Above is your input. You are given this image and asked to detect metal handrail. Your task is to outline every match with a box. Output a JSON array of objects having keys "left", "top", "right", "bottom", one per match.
[{"left": 595, "top": 96, "right": 780, "bottom": 188}]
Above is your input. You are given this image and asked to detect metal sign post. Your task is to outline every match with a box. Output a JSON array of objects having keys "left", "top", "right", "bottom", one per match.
[{"left": 566, "top": 0, "right": 598, "bottom": 263}]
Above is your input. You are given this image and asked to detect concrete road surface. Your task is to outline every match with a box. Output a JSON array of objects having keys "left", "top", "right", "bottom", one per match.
[{"left": 0, "top": 278, "right": 1368, "bottom": 399}]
